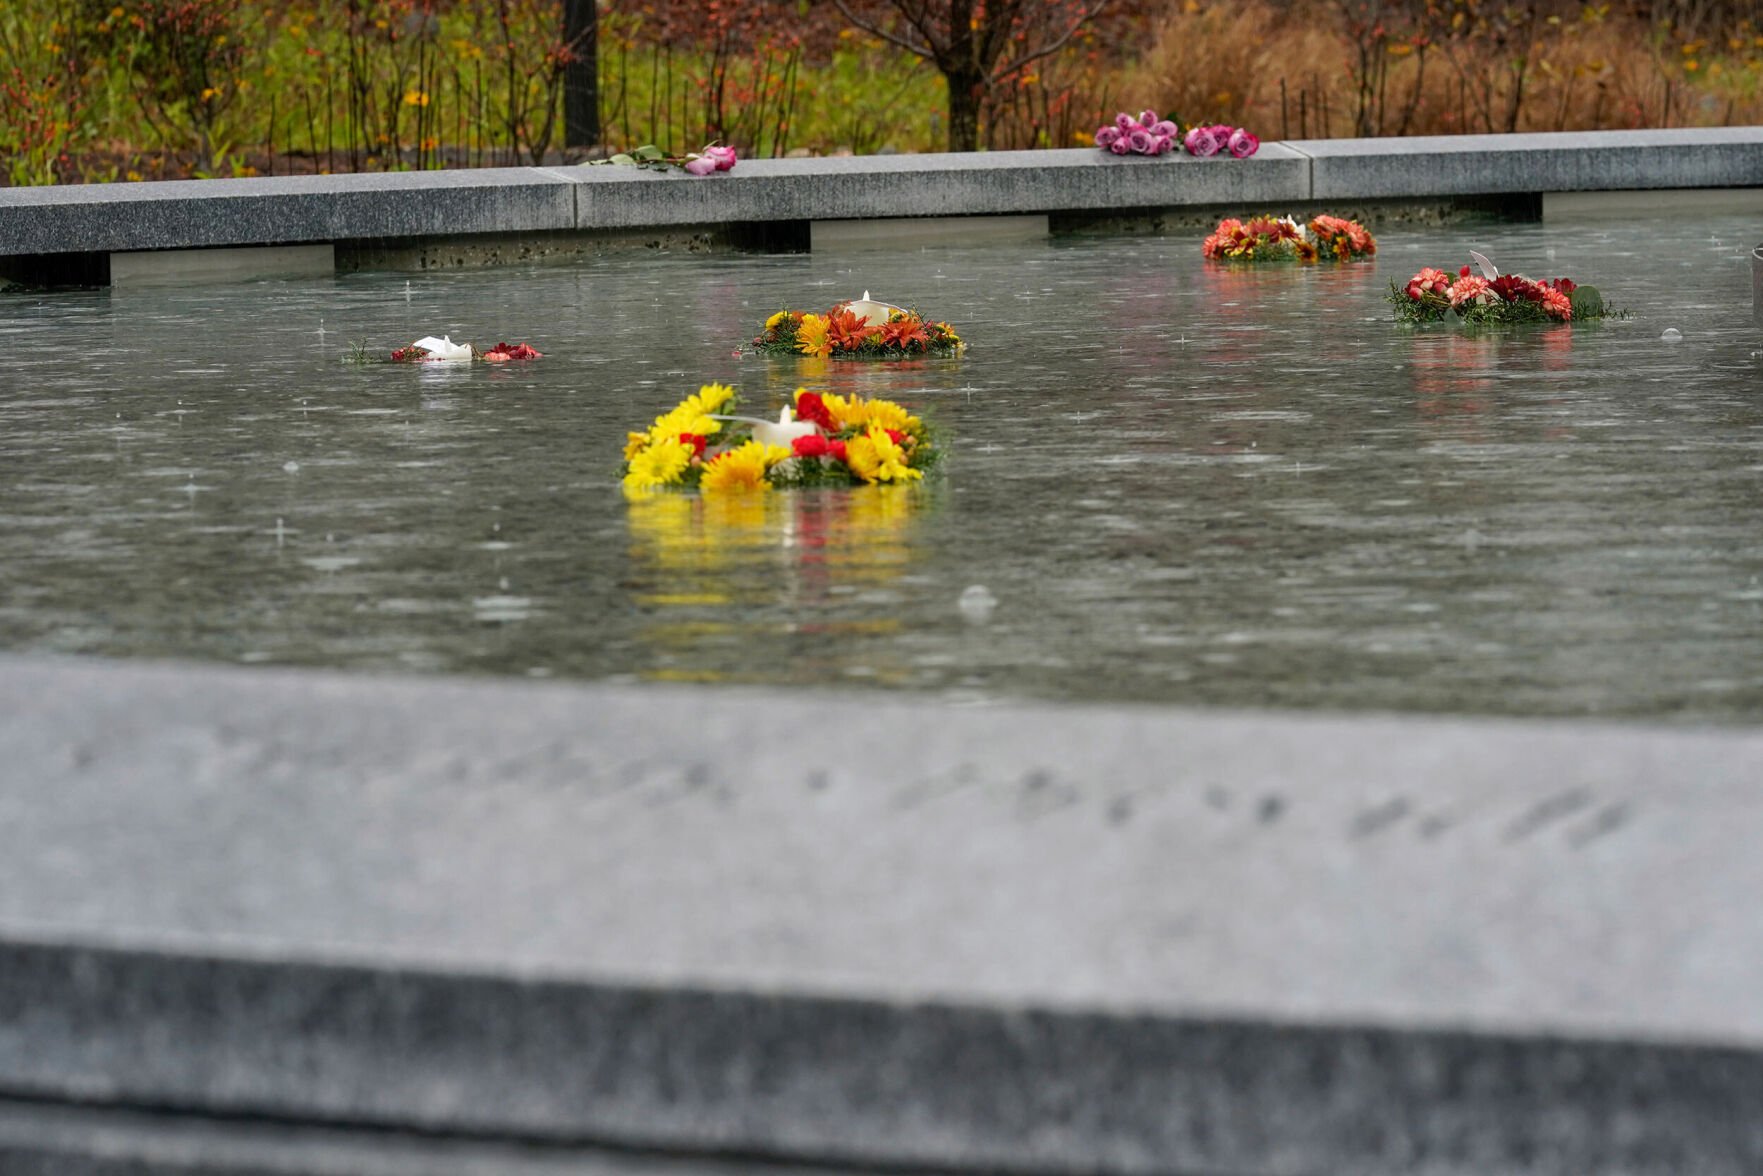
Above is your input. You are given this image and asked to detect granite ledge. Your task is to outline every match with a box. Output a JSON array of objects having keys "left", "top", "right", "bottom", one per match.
[{"left": 4, "top": 129, "right": 1763, "bottom": 259}]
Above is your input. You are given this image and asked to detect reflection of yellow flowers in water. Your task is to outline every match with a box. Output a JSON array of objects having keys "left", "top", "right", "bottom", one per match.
[
  {"left": 795, "top": 313, "right": 831, "bottom": 359},
  {"left": 845, "top": 426, "right": 922, "bottom": 484},
  {"left": 623, "top": 435, "right": 694, "bottom": 491},
  {"left": 625, "top": 485, "right": 926, "bottom": 686},
  {"left": 626, "top": 485, "right": 921, "bottom": 591},
  {"left": 700, "top": 490, "right": 775, "bottom": 531},
  {"left": 625, "top": 487, "right": 783, "bottom": 580},
  {"left": 699, "top": 440, "right": 790, "bottom": 493}
]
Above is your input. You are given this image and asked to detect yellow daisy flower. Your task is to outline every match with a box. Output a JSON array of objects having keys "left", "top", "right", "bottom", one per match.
[
  {"left": 844, "top": 425, "right": 922, "bottom": 485},
  {"left": 765, "top": 310, "right": 792, "bottom": 331},
  {"left": 622, "top": 435, "right": 695, "bottom": 491},
  {"left": 817, "top": 391, "right": 861, "bottom": 430},
  {"left": 624, "top": 431, "right": 650, "bottom": 461},
  {"left": 817, "top": 392, "right": 919, "bottom": 433},
  {"left": 795, "top": 313, "right": 831, "bottom": 359},
  {"left": 694, "top": 383, "right": 735, "bottom": 413},
  {"left": 853, "top": 397, "right": 918, "bottom": 432},
  {"left": 699, "top": 440, "right": 790, "bottom": 493},
  {"left": 648, "top": 384, "right": 734, "bottom": 444}
]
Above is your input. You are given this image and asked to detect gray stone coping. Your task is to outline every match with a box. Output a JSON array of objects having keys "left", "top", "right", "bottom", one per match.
[
  {"left": 1292, "top": 127, "right": 1763, "bottom": 198},
  {"left": 4, "top": 128, "right": 1763, "bottom": 258},
  {"left": 0, "top": 1094, "right": 835, "bottom": 1176},
  {"left": 4, "top": 654, "right": 1763, "bottom": 1175}
]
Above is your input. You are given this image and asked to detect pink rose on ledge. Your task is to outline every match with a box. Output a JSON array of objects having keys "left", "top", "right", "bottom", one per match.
[
  {"left": 1099, "top": 114, "right": 1259, "bottom": 160},
  {"left": 1182, "top": 123, "right": 1259, "bottom": 159},
  {"left": 1183, "top": 125, "right": 1223, "bottom": 157},
  {"left": 683, "top": 144, "right": 738, "bottom": 175},
  {"left": 1094, "top": 111, "right": 1179, "bottom": 156},
  {"left": 594, "top": 142, "right": 737, "bottom": 176}
]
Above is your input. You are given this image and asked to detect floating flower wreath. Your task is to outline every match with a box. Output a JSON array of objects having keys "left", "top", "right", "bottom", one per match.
[
  {"left": 750, "top": 293, "right": 963, "bottom": 360},
  {"left": 1390, "top": 251, "right": 1611, "bottom": 325},
  {"left": 621, "top": 383, "right": 939, "bottom": 493},
  {"left": 387, "top": 335, "right": 544, "bottom": 363},
  {"left": 1203, "top": 214, "right": 1377, "bottom": 263}
]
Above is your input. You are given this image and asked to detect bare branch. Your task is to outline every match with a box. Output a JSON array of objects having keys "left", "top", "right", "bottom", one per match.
[
  {"left": 989, "top": 0, "right": 1114, "bottom": 84},
  {"left": 830, "top": 0, "right": 935, "bottom": 60}
]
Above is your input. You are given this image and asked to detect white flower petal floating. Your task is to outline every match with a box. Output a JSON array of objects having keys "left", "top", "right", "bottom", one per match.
[
  {"left": 1468, "top": 251, "right": 1500, "bottom": 280},
  {"left": 412, "top": 334, "right": 474, "bottom": 361},
  {"left": 844, "top": 290, "right": 906, "bottom": 328}
]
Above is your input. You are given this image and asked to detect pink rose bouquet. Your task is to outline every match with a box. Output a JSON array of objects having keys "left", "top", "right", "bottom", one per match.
[
  {"left": 1095, "top": 111, "right": 1179, "bottom": 156},
  {"left": 1183, "top": 123, "right": 1259, "bottom": 158}
]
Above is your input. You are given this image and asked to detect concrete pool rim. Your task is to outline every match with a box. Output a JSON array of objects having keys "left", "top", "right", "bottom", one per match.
[{"left": 6, "top": 126, "right": 1763, "bottom": 285}]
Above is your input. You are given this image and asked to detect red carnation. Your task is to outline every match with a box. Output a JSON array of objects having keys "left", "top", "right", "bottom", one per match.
[
  {"left": 482, "top": 341, "right": 543, "bottom": 362},
  {"left": 795, "top": 392, "right": 836, "bottom": 431},
  {"left": 678, "top": 433, "right": 708, "bottom": 457},
  {"left": 792, "top": 433, "right": 830, "bottom": 458},
  {"left": 886, "top": 428, "right": 907, "bottom": 446},
  {"left": 827, "top": 439, "right": 848, "bottom": 463},
  {"left": 1490, "top": 274, "right": 1542, "bottom": 303}
]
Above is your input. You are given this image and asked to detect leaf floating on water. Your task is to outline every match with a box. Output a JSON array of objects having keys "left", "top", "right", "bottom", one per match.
[{"left": 1568, "top": 284, "right": 1604, "bottom": 319}]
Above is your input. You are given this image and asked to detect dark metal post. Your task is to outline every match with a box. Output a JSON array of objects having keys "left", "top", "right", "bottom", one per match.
[{"left": 563, "top": 0, "right": 599, "bottom": 151}]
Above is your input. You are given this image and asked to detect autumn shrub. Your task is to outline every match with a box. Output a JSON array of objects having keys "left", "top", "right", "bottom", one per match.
[
  {"left": 0, "top": 0, "right": 94, "bottom": 184},
  {"left": 102, "top": 0, "right": 257, "bottom": 170},
  {"left": 8, "top": 0, "right": 1763, "bottom": 186},
  {"left": 1125, "top": 0, "right": 1761, "bottom": 141}
]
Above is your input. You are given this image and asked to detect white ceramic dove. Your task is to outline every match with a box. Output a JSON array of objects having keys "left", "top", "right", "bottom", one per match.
[
  {"left": 711, "top": 407, "right": 821, "bottom": 449},
  {"left": 412, "top": 335, "right": 474, "bottom": 361}
]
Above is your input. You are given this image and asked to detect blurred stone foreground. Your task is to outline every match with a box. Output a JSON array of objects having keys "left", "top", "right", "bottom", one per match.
[{"left": 3, "top": 654, "right": 1763, "bottom": 1175}]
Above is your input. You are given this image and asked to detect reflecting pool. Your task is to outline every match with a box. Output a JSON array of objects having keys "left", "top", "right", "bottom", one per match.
[{"left": 3, "top": 216, "right": 1762, "bottom": 720}]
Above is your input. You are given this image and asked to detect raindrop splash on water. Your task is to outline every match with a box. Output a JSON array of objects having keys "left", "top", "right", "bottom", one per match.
[
  {"left": 959, "top": 585, "right": 997, "bottom": 624},
  {"left": 1661, "top": 327, "right": 1684, "bottom": 342}
]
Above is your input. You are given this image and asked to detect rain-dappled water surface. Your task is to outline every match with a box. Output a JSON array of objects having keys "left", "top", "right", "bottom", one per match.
[{"left": 3, "top": 217, "right": 1762, "bottom": 720}]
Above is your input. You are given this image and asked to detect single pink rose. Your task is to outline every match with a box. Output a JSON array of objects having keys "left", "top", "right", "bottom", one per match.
[
  {"left": 1137, "top": 109, "right": 1160, "bottom": 128},
  {"left": 705, "top": 144, "right": 738, "bottom": 171},
  {"left": 1227, "top": 128, "right": 1259, "bottom": 158},
  {"left": 1153, "top": 134, "right": 1174, "bottom": 155},
  {"left": 1151, "top": 120, "right": 1178, "bottom": 138},
  {"left": 1115, "top": 112, "right": 1136, "bottom": 131},
  {"left": 1095, "top": 126, "right": 1122, "bottom": 148},
  {"left": 1128, "top": 128, "right": 1153, "bottom": 153},
  {"left": 1184, "top": 126, "right": 1221, "bottom": 157},
  {"left": 1108, "top": 138, "right": 1131, "bottom": 155},
  {"left": 682, "top": 155, "right": 717, "bottom": 175}
]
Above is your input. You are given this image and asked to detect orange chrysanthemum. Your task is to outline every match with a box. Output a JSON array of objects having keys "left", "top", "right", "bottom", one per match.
[{"left": 825, "top": 309, "right": 877, "bottom": 352}]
